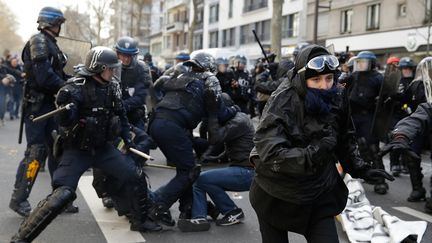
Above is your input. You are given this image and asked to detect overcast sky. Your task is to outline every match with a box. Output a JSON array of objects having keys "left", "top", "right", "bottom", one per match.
[{"left": 3, "top": 0, "right": 86, "bottom": 40}]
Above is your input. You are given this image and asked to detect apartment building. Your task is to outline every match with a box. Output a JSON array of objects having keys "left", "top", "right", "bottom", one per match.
[{"left": 308, "top": 0, "right": 432, "bottom": 58}]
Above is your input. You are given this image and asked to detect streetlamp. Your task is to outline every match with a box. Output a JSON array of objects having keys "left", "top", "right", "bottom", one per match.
[{"left": 313, "top": 0, "right": 332, "bottom": 44}]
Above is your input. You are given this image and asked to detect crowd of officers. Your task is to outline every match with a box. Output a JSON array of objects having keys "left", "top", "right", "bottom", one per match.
[{"left": 4, "top": 6, "right": 432, "bottom": 243}]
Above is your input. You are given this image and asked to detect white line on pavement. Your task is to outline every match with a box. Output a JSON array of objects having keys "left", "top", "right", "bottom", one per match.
[
  {"left": 392, "top": 206, "right": 432, "bottom": 223},
  {"left": 78, "top": 176, "right": 146, "bottom": 243}
]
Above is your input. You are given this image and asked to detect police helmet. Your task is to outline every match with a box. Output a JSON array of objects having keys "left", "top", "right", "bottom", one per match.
[
  {"left": 357, "top": 51, "right": 376, "bottom": 60},
  {"left": 175, "top": 52, "right": 190, "bottom": 61},
  {"left": 399, "top": 57, "right": 416, "bottom": 68},
  {"left": 37, "top": 7, "right": 66, "bottom": 30},
  {"left": 115, "top": 36, "right": 139, "bottom": 55},
  {"left": 184, "top": 52, "right": 216, "bottom": 72},
  {"left": 215, "top": 57, "right": 229, "bottom": 65},
  {"left": 84, "top": 46, "right": 121, "bottom": 74}
]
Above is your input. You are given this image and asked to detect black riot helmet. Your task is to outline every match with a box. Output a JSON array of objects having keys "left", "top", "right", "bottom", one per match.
[
  {"left": 84, "top": 46, "right": 121, "bottom": 74},
  {"left": 399, "top": 57, "right": 416, "bottom": 68},
  {"left": 37, "top": 7, "right": 66, "bottom": 30},
  {"left": 184, "top": 52, "right": 216, "bottom": 72},
  {"left": 144, "top": 53, "right": 152, "bottom": 63},
  {"left": 115, "top": 36, "right": 139, "bottom": 55}
]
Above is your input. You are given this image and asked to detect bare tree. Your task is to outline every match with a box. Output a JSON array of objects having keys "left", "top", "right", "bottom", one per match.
[
  {"left": 132, "top": 0, "right": 151, "bottom": 37},
  {"left": 188, "top": 0, "right": 199, "bottom": 52},
  {"left": 63, "top": 6, "right": 92, "bottom": 41},
  {"left": 271, "top": 0, "right": 284, "bottom": 62},
  {"left": 87, "top": 0, "right": 112, "bottom": 45},
  {"left": 0, "top": 0, "right": 23, "bottom": 53}
]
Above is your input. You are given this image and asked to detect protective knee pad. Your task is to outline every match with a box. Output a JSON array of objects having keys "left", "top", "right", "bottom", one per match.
[{"left": 12, "top": 186, "right": 76, "bottom": 242}]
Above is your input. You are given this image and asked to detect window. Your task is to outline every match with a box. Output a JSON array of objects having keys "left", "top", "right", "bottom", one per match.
[
  {"left": 254, "top": 19, "right": 271, "bottom": 41},
  {"left": 196, "top": 7, "right": 204, "bottom": 29},
  {"left": 209, "top": 4, "right": 219, "bottom": 24},
  {"left": 398, "top": 3, "right": 406, "bottom": 17},
  {"left": 240, "top": 20, "right": 270, "bottom": 44},
  {"left": 151, "top": 43, "right": 162, "bottom": 56},
  {"left": 240, "top": 24, "right": 251, "bottom": 44},
  {"left": 243, "top": 0, "right": 268, "bottom": 13},
  {"left": 164, "top": 36, "right": 171, "bottom": 49},
  {"left": 184, "top": 32, "right": 188, "bottom": 46},
  {"left": 222, "top": 27, "right": 236, "bottom": 47},
  {"left": 193, "top": 33, "right": 203, "bottom": 50},
  {"left": 340, "top": 9, "right": 353, "bottom": 33},
  {"left": 282, "top": 13, "right": 299, "bottom": 38},
  {"left": 366, "top": 4, "right": 380, "bottom": 30},
  {"left": 209, "top": 31, "right": 219, "bottom": 48},
  {"left": 229, "top": 0, "right": 233, "bottom": 18}
]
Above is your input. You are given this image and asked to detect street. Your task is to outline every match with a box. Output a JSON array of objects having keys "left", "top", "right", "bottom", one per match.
[{"left": 0, "top": 118, "right": 431, "bottom": 243}]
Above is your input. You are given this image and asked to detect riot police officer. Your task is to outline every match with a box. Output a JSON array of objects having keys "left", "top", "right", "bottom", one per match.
[
  {"left": 227, "top": 55, "right": 252, "bottom": 114},
  {"left": 11, "top": 46, "right": 160, "bottom": 243},
  {"left": 389, "top": 57, "right": 417, "bottom": 176},
  {"left": 115, "top": 36, "right": 152, "bottom": 130},
  {"left": 9, "top": 6, "right": 69, "bottom": 217},
  {"left": 349, "top": 50, "right": 389, "bottom": 194},
  {"left": 380, "top": 58, "right": 432, "bottom": 213},
  {"left": 147, "top": 52, "right": 239, "bottom": 226}
]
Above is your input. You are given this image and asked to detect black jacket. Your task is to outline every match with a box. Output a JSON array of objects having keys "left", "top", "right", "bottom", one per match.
[
  {"left": 253, "top": 46, "right": 368, "bottom": 204},
  {"left": 394, "top": 102, "right": 432, "bottom": 140}
]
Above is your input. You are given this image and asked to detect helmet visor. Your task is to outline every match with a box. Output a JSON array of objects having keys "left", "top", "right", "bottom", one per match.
[{"left": 353, "top": 58, "right": 372, "bottom": 72}]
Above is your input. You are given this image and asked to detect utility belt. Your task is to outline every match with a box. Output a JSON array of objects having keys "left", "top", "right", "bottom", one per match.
[
  {"left": 62, "top": 115, "right": 121, "bottom": 152},
  {"left": 24, "top": 89, "right": 48, "bottom": 114}
]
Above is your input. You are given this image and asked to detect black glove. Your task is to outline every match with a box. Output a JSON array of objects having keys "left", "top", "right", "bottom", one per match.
[
  {"left": 379, "top": 134, "right": 419, "bottom": 160},
  {"left": 56, "top": 89, "right": 72, "bottom": 106},
  {"left": 307, "top": 135, "right": 337, "bottom": 170},
  {"left": 359, "top": 168, "right": 395, "bottom": 184},
  {"left": 124, "top": 139, "right": 137, "bottom": 152}
]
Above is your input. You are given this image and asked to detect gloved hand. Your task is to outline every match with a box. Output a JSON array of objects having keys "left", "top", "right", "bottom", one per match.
[
  {"left": 307, "top": 135, "right": 337, "bottom": 169},
  {"left": 124, "top": 139, "right": 137, "bottom": 152},
  {"left": 379, "top": 134, "right": 419, "bottom": 160},
  {"left": 56, "top": 89, "right": 72, "bottom": 106},
  {"left": 359, "top": 167, "right": 395, "bottom": 184}
]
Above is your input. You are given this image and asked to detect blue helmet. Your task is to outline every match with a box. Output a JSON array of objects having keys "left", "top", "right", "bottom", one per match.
[
  {"left": 357, "top": 51, "right": 376, "bottom": 60},
  {"left": 115, "top": 36, "right": 139, "bottom": 55},
  {"left": 175, "top": 52, "right": 190, "bottom": 61},
  {"left": 215, "top": 57, "right": 228, "bottom": 65},
  {"left": 399, "top": 57, "right": 416, "bottom": 68},
  {"left": 37, "top": 7, "right": 65, "bottom": 30}
]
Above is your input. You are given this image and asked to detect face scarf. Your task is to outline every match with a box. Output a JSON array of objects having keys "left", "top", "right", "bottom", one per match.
[{"left": 304, "top": 85, "right": 338, "bottom": 115}]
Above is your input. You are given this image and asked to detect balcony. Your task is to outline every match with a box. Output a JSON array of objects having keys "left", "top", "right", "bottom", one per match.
[
  {"left": 165, "top": 22, "right": 185, "bottom": 34},
  {"left": 165, "top": 0, "right": 189, "bottom": 10}
]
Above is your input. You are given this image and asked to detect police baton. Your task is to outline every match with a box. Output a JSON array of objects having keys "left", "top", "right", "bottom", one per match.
[
  {"left": 128, "top": 148, "right": 177, "bottom": 170},
  {"left": 32, "top": 103, "right": 75, "bottom": 123}
]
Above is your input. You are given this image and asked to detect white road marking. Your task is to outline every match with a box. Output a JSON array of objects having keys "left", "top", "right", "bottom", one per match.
[
  {"left": 78, "top": 176, "right": 146, "bottom": 243},
  {"left": 392, "top": 206, "right": 432, "bottom": 223}
]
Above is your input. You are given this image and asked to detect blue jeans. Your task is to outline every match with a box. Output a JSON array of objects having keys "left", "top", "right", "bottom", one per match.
[{"left": 192, "top": 166, "right": 255, "bottom": 218}]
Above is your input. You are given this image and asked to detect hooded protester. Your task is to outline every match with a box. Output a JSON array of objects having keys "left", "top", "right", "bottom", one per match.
[{"left": 249, "top": 45, "right": 394, "bottom": 243}]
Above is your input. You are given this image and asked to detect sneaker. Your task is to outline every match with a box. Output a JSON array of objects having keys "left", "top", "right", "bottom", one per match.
[
  {"left": 102, "top": 197, "right": 114, "bottom": 208},
  {"left": 216, "top": 208, "right": 244, "bottom": 226},
  {"left": 9, "top": 199, "right": 31, "bottom": 217},
  {"left": 178, "top": 218, "right": 210, "bottom": 232}
]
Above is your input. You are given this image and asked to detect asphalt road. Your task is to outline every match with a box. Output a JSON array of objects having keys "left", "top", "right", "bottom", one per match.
[{"left": 0, "top": 118, "right": 431, "bottom": 243}]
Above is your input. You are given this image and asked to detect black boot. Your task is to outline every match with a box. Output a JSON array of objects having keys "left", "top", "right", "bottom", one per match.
[
  {"left": 9, "top": 197, "right": 31, "bottom": 217},
  {"left": 374, "top": 182, "right": 389, "bottom": 195},
  {"left": 63, "top": 202, "right": 79, "bottom": 213},
  {"left": 148, "top": 204, "right": 175, "bottom": 227},
  {"left": 10, "top": 186, "right": 76, "bottom": 243},
  {"left": 102, "top": 197, "right": 114, "bottom": 208},
  {"left": 406, "top": 157, "right": 426, "bottom": 202}
]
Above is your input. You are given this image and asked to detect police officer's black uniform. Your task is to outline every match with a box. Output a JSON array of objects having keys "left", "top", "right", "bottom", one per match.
[
  {"left": 9, "top": 7, "right": 68, "bottom": 217},
  {"left": 11, "top": 47, "right": 160, "bottom": 243}
]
